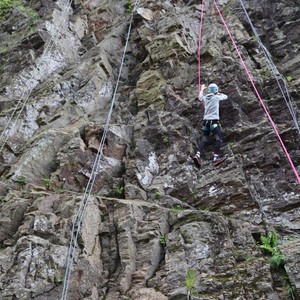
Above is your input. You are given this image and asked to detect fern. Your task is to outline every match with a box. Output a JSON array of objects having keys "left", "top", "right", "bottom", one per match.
[
  {"left": 270, "top": 253, "right": 285, "bottom": 268},
  {"left": 259, "top": 232, "right": 285, "bottom": 269}
]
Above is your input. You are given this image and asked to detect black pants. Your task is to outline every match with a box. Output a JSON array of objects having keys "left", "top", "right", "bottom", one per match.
[{"left": 198, "top": 120, "right": 223, "bottom": 156}]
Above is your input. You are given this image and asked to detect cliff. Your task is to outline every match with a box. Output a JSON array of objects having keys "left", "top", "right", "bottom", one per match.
[{"left": 0, "top": 0, "right": 300, "bottom": 299}]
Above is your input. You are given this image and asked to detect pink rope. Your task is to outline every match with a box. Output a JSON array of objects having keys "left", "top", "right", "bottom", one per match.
[
  {"left": 213, "top": 0, "right": 300, "bottom": 183},
  {"left": 198, "top": 0, "right": 205, "bottom": 93}
]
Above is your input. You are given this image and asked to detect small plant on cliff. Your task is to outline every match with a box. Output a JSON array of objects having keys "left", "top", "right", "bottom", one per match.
[
  {"left": 0, "top": 0, "right": 13, "bottom": 19},
  {"left": 258, "top": 231, "right": 285, "bottom": 268},
  {"left": 22, "top": 190, "right": 30, "bottom": 198},
  {"left": 0, "top": 0, "right": 39, "bottom": 23},
  {"left": 163, "top": 136, "right": 169, "bottom": 144},
  {"left": 285, "top": 282, "right": 297, "bottom": 300},
  {"left": 15, "top": 174, "right": 27, "bottom": 189},
  {"left": 54, "top": 273, "right": 64, "bottom": 285},
  {"left": 57, "top": 187, "right": 65, "bottom": 194},
  {"left": 286, "top": 75, "right": 294, "bottom": 82},
  {"left": 114, "top": 186, "right": 124, "bottom": 198},
  {"left": 155, "top": 191, "right": 161, "bottom": 198},
  {"left": 184, "top": 269, "right": 197, "bottom": 295},
  {"left": 159, "top": 235, "right": 167, "bottom": 247},
  {"left": 260, "top": 67, "right": 271, "bottom": 81},
  {"left": 0, "top": 0, "right": 13, "bottom": 12},
  {"left": 42, "top": 177, "right": 51, "bottom": 189},
  {"left": 281, "top": 273, "right": 297, "bottom": 300},
  {"left": 124, "top": 0, "right": 133, "bottom": 13},
  {"left": 170, "top": 205, "right": 184, "bottom": 213}
]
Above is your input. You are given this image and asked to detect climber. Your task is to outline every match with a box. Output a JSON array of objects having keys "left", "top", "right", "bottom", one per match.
[{"left": 192, "top": 83, "right": 228, "bottom": 167}]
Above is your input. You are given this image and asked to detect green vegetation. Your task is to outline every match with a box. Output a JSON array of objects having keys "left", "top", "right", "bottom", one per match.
[
  {"left": 42, "top": 177, "right": 51, "bottom": 189},
  {"left": 124, "top": 0, "right": 133, "bottom": 13},
  {"left": 286, "top": 75, "right": 294, "bottom": 82},
  {"left": 57, "top": 188, "right": 65, "bottom": 194},
  {"left": 258, "top": 231, "right": 284, "bottom": 268},
  {"left": 54, "top": 273, "right": 64, "bottom": 285},
  {"left": 15, "top": 174, "right": 27, "bottom": 189},
  {"left": 22, "top": 190, "right": 30, "bottom": 198},
  {"left": 285, "top": 281, "right": 297, "bottom": 300},
  {"left": 280, "top": 274, "right": 297, "bottom": 300},
  {"left": 260, "top": 67, "right": 271, "bottom": 81},
  {"left": 155, "top": 191, "right": 161, "bottom": 198},
  {"left": 257, "top": 232, "right": 298, "bottom": 299},
  {"left": 163, "top": 136, "right": 169, "bottom": 144},
  {"left": 159, "top": 235, "right": 167, "bottom": 247},
  {"left": 170, "top": 205, "right": 184, "bottom": 213},
  {"left": 184, "top": 269, "right": 197, "bottom": 295},
  {"left": 0, "top": 0, "right": 13, "bottom": 12},
  {"left": 0, "top": 0, "right": 39, "bottom": 22},
  {"left": 114, "top": 186, "right": 124, "bottom": 198},
  {"left": 17, "top": 2, "right": 38, "bottom": 17}
]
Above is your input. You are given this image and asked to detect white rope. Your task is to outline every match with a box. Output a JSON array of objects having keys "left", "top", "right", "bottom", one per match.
[
  {"left": 239, "top": 0, "right": 300, "bottom": 136},
  {"left": 60, "top": 1, "right": 140, "bottom": 299}
]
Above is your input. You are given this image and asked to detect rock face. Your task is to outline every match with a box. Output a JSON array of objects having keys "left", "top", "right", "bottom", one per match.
[{"left": 0, "top": 0, "right": 300, "bottom": 299}]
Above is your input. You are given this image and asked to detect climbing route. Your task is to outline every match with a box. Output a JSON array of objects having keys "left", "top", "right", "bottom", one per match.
[
  {"left": 60, "top": 1, "right": 140, "bottom": 299},
  {"left": 197, "top": 0, "right": 300, "bottom": 183},
  {"left": 238, "top": 0, "right": 300, "bottom": 136}
]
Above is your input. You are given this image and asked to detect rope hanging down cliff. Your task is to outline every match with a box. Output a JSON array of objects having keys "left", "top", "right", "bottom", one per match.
[
  {"left": 198, "top": 0, "right": 300, "bottom": 183},
  {"left": 238, "top": 0, "right": 300, "bottom": 136},
  {"left": 198, "top": 0, "right": 205, "bottom": 93},
  {"left": 60, "top": 1, "right": 140, "bottom": 299}
]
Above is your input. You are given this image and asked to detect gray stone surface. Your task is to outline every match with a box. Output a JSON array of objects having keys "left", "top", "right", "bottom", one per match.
[{"left": 0, "top": 0, "right": 299, "bottom": 299}]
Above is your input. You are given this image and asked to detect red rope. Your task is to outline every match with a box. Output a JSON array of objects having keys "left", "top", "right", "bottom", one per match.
[
  {"left": 198, "top": 0, "right": 205, "bottom": 93},
  {"left": 213, "top": 0, "right": 300, "bottom": 183}
]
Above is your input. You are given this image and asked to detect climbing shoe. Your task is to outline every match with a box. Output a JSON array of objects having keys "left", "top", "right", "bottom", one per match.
[
  {"left": 192, "top": 152, "right": 201, "bottom": 168},
  {"left": 212, "top": 155, "right": 226, "bottom": 166}
]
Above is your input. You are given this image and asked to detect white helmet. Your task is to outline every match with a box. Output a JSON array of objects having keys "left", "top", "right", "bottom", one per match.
[{"left": 208, "top": 83, "right": 219, "bottom": 94}]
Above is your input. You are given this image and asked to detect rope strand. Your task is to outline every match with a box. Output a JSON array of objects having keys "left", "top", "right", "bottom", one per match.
[
  {"left": 213, "top": 0, "right": 300, "bottom": 183},
  {"left": 198, "top": 0, "right": 205, "bottom": 93},
  {"left": 238, "top": 0, "right": 300, "bottom": 136},
  {"left": 60, "top": 1, "right": 140, "bottom": 299}
]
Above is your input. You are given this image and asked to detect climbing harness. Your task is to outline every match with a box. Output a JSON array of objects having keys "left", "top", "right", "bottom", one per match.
[
  {"left": 238, "top": 0, "right": 300, "bottom": 136},
  {"left": 210, "top": 0, "right": 300, "bottom": 183},
  {"left": 201, "top": 120, "right": 220, "bottom": 131},
  {"left": 60, "top": 1, "right": 140, "bottom": 299}
]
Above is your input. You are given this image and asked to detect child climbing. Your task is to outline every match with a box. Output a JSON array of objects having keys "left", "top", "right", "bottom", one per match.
[{"left": 193, "top": 83, "right": 228, "bottom": 167}]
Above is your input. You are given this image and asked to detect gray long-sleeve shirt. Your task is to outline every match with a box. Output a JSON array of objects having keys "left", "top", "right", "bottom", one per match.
[{"left": 199, "top": 90, "right": 228, "bottom": 120}]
